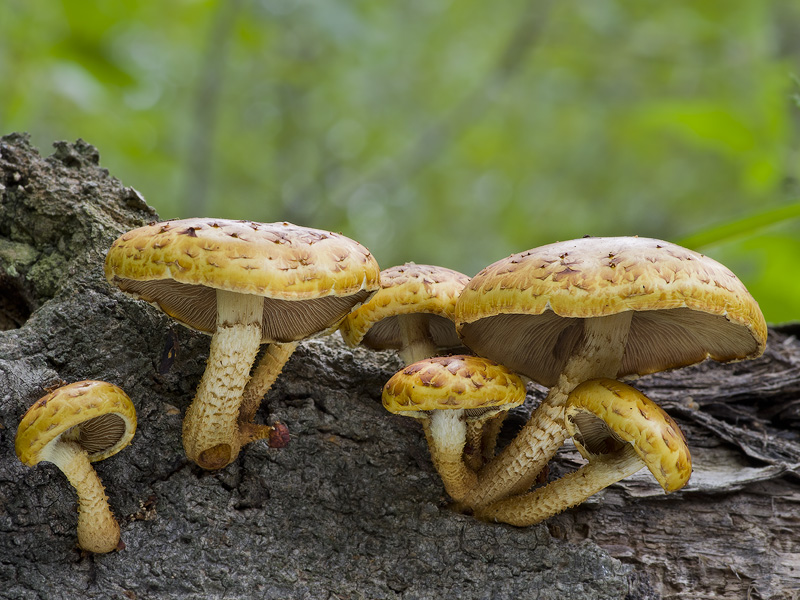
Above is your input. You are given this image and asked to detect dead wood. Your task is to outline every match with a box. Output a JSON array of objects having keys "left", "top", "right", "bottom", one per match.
[{"left": 0, "top": 133, "right": 797, "bottom": 600}]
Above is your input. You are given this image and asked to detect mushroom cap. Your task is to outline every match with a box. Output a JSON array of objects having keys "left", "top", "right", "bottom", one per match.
[
  {"left": 382, "top": 355, "right": 526, "bottom": 416},
  {"left": 16, "top": 380, "right": 137, "bottom": 466},
  {"left": 105, "top": 218, "right": 381, "bottom": 343},
  {"left": 456, "top": 236, "right": 767, "bottom": 387},
  {"left": 565, "top": 378, "right": 692, "bottom": 492},
  {"left": 340, "top": 263, "right": 470, "bottom": 350}
]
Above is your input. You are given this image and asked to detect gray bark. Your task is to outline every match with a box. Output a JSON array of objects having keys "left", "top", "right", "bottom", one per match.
[{"left": 0, "top": 132, "right": 797, "bottom": 599}]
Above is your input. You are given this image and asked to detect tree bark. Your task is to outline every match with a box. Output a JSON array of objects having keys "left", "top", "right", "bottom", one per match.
[{"left": 0, "top": 133, "right": 797, "bottom": 599}]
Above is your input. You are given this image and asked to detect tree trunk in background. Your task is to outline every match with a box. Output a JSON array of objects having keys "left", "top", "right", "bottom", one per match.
[{"left": 0, "top": 133, "right": 798, "bottom": 599}]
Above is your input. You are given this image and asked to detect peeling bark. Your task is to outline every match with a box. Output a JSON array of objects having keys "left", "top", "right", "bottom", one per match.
[{"left": 0, "top": 133, "right": 797, "bottom": 599}]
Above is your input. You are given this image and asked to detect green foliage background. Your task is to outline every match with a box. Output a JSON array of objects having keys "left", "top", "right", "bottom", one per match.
[{"left": 2, "top": 0, "right": 799, "bottom": 322}]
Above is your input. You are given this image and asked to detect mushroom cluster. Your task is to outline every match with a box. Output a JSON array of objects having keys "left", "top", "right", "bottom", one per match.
[
  {"left": 452, "top": 236, "right": 766, "bottom": 513},
  {"left": 368, "top": 236, "right": 765, "bottom": 525},
  {"left": 14, "top": 222, "right": 769, "bottom": 553},
  {"left": 104, "top": 218, "right": 380, "bottom": 470}
]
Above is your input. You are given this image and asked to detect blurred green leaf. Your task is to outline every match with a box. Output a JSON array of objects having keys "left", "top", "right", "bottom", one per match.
[
  {"left": 704, "top": 231, "right": 800, "bottom": 324},
  {"left": 1, "top": 0, "right": 798, "bottom": 322},
  {"left": 677, "top": 203, "right": 800, "bottom": 249}
]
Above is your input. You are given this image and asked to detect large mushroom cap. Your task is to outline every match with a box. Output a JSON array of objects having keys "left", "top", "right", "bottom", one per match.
[
  {"left": 566, "top": 378, "right": 692, "bottom": 492},
  {"left": 105, "top": 218, "right": 381, "bottom": 342},
  {"left": 340, "top": 263, "right": 469, "bottom": 350},
  {"left": 456, "top": 236, "right": 767, "bottom": 387},
  {"left": 382, "top": 355, "right": 526, "bottom": 415},
  {"left": 16, "top": 380, "right": 137, "bottom": 466}
]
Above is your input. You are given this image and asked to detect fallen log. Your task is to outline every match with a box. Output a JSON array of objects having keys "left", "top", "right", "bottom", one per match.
[{"left": 0, "top": 133, "right": 797, "bottom": 599}]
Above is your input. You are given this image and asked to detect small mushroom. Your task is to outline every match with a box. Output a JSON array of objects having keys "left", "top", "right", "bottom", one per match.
[
  {"left": 477, "top": 378, "right": 692, "bottom": 526},
  {"left": 455, "top": 236, "right": 767, "bottom": 508},
  {"left": 340, "top": 263, "right": 470, "bottom": 365},
  {"left": 382, "top": 355, "right": 525, "bottom": 501},
  {"left": 105, "top": 218, "right": 380, "bottom": 469},
  {"left": 15, "top": 380, "right": 137, "bottom": 553}
]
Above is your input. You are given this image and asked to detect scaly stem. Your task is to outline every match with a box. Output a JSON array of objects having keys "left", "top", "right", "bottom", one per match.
[
  {"left": 182, "top": 290, "right": 263, "bottom": 470},
  {"left": 464, "top": 413, "right": 508, "bottom": 471},
  {"left": 240, "top": 342, "right": 298, "bottom": 423},
  {"left": 464, "top": 420, "right": 486, "bottom": 471},
  {"left": 480, "top": 413, "right": 508, "bottom": 464},
  {"left": 43, "top": 440, "right": 120, "bottom": 553},
  {"left": 475, "top": 444, "right": 643, "bottom": 526},
  {"left": 461, "top": 312, "right": 633, "bottom": 508}
]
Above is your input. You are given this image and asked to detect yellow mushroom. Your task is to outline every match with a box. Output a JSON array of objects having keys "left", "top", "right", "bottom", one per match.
[
  {"left": 455, "top": 236, "right": 766, "bottom": 508},
  {"left": 105, "top": 218, "right": 380, "bottom": 470},
  {"left": 340, "top": 263, "right": 470, "bottom": 365},
  {"left": 15, "top": 381, "right": 137, "bottom": 553},
  {"left": 477, "top": 378, "right": 692, "bottom": 526},
  {"left": 382, "top": 356, "right": 525, "bottom": 501}
]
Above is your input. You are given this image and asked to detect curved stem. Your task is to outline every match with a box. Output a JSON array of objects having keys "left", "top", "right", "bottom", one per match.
[
  {"left": 475, "top": 445, "right": 643, "bottom": 526},
  {"left": 480, "top": 412, "right": 508, "bottom": 464},
  {"left": 424, "top": 411, "right": 477, "bottom": 501},
  {"left": 461, "top": 312, "right": 633, "bottom": 508},
  {"left": 43, "top": 440, "right": 120, "bottom": 553},
  {"left": 398, "top": 313, "right": 440, "bottom": 365},
  {"left": 182, "top": 290, "right": 263, "bottom": 470},
  {"left": 239, "top": 341, "right": 298, "bottom": 424},
  {"left": 237, "top": 341, "right": 297, "bottom": 450},
  {"left": 464, "top": 420, "right": 486, "bottom": 472},
  {"left": 464, "top": 413, "right": 508, "bottom": 471}
]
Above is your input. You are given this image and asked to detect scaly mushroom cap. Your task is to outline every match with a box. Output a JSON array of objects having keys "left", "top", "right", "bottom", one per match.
[
  {"left": 16, "top": 380, "right": 137, "bottom": 466},
  {"left": 456, "top": 236, "right": 767, "bottom": 387},
  {"left": 340, "top": 263, "right": 470, "bottom": 350},
  {"left": 382, "top": 355, "right": 526, "bottom": 416},
  {"left": 566, "top": 378, "right": 692, "bottom": 492},
  {"left": 105, "top": 218, "right": 381, "bottom": 342}
]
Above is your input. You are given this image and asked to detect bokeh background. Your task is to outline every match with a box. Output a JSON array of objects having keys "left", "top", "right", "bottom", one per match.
[{"left": 2, "top": 0, "right": 799, "bottom": 322}]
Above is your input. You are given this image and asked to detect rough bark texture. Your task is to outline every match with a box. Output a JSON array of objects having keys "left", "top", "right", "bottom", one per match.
[{"left": 0, "top": 133, "right": 797, "bottom": 599}]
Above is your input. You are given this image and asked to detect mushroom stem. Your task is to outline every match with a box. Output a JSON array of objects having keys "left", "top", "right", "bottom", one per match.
[
  {"left": 423, "top": 411, "right": 478, "bottom": 501},
  {"left": 463, "top": 412, "right": 508, "bottom": 471},
  {"left": 475, "top": 444, "right": 642, "bottom": 526},
  {"left": 238, "top": 341, "right": 298, "bottom": 445},
  {"left": 464, "top": 420, "right": 486, "bottom": 471},
  {"left": 182, "top": 289, "right": 263, "bottom": 470},
  {"left": 462, "top": 311, "right": 633, "bottom": 508},
  {"left": 240, "top": 342, "right": 298, "bottom": 422},
  {"left": 480, "top": 412, "right": 508, "bottom": 464},
  {"left": 42, "top": 440, "right": 121, "bottom": 553},
  {"left": 398, "top": 313, "right": 441, "bottom": 365}
]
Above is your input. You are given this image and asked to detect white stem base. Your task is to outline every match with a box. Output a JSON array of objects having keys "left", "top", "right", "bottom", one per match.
[{"left": 424, "top": 411, "right": 477, "bottom": 501}]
